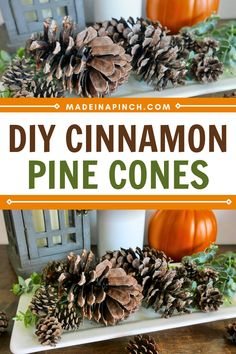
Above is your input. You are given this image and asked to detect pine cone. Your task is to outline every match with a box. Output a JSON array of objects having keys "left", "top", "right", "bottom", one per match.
[
  {"left": 224, "top": 91, "right": 236, "bottom": 98},
  {"left": 42, "top": 260, "right": 68, "bottom": 285},
  {"left": 190, "top": 54, "right": 223, "bottom": 83},
  {"left": 146, "top": 267, "right": 193, "bottom": 318},
  {"left": 2, "top": 58, "right": 64, "bottom": 98},
  {"left": 27, "top": 17, "right": 132, "bottom": 98},
  {"left": 94, "top": 18, "right": 132, "bottom": 47},
  {"left": 29, "top": 285, "right": 58, "bottom": 317},
  {"left": 195, "top": 267, "right": 219, "bottom": 284},
  {"left": 35, "top": 316, "right": 62, "bottom": 347},
  {"left": 0, "top": 311, "right": 8, "bottom": 335},
  {"left": 127, "top": 18, "right": 187, "bottom": 90},
  {"left": 54, "top": 303, "right": 81, "bottom": 331},
  {"left": 127, "top": 334, "right": 160, "bottom": 354},
  {"left": 102, "top": 247, "right": 170, "bottom": 297},
  {"left": 172, "top": 32, "right": 196, "bottom": 59},
  {"left": 196, "top": 283, "right": 223, "bottom": 312},
  {"left": 226, "top": 323, "right": 236, "bottom": 345},
  {"left": 103, "top": 247, "right": 192, "bottom": 318},
  {"left": 95, "top": 17, "right": 187, "bottom": 91},
  {"left": 194, "top": 38, "right": 219, "bottom": 54},
  {"left": 58, "top": 250, "right": 143, "bottom": 326}
]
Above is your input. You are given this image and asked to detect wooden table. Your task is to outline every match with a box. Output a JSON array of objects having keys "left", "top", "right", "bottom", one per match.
[{"left": 1, "top": 245, "right": 236, "bottom": 354}]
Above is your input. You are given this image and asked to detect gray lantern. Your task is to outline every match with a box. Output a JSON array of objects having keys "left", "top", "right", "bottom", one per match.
[
  {"left": 3, "top": 210, "right": 90, "bottom": 276},
  {"left": 0, "top": 0, "right": 85, "bottom": 48}
]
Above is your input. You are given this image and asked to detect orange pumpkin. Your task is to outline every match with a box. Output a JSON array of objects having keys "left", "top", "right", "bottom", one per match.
[
  {"left": 146, "top": 0, "right": 220, "bottom": 34},
  {"left": 148, "top": 210, "right": 217, "bottom": 261}
]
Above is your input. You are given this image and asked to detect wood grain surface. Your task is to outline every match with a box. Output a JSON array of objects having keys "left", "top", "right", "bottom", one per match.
[{"left": 0, "top": 245, "right": 236, "bottom": 354}]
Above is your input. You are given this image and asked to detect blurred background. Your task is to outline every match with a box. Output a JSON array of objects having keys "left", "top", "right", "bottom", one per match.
[
  {"left": 0, "top": 0, "right": 235, "bottom": 26},
  {"left": 0, "top": 210, "right": 236, "bottom": 246}
]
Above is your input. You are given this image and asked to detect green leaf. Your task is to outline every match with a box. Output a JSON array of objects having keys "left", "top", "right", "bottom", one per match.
[
  {"left": 0, "top": 50, "right": 11, "bottom": 63},
  {"left": 14, "top": 310, "right": 37, "bottom": 328},
  {"left": 17, "top": 47, "right": 25, "bottom": 59},
  {"left": 11, "top": 283, "right": 22, "bottom": 296},
  {"left": 182, "top": 244, "right": 218, "bottom": 265},
  {"left": 30, "top": 272, "right": 41, "bottom": 285},
  {"left": 18, "top": 276, "right": 26, "bottom": 287}
]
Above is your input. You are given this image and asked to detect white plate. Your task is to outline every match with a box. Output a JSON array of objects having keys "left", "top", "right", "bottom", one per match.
[
  {"left": 11, "top": 293, "right": 236, "bottom": 354},
  {"left": 113, "top": 71, "right": 236, "bottom": 98}
]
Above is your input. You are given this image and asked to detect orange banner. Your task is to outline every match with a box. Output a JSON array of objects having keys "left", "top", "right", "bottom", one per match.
[
  {"left": 0, "top": 98, "right": 236, "bottom": 113},
  {"left": 1, "top": 195, "right": 235, "bottom": 210}
]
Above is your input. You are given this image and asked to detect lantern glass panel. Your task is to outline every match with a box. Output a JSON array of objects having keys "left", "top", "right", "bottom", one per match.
[
  {"left": 36, "top": 237, "right": 48, "bottom": 248},
  {"left": 53, "top": 235, "right": 62, "bottom": 245},
  {"left": 24, "top": 10, "right": 38, "bottom": 22},
  {"left": 42, "top": 8, "right": 53, "bottom": 18},
  {"left": 67, "top": 233, "right": 76, "bottom": 243},
  {"left": 21, "top": 0, "right": 33, "bottom": 5},
  {"left": 32, "top": 210, "right": 45, "bottom": 233},
  {"left": 49, "top": 210, "right": 59, "bottom": 230},
  {"left": 64, "top": 210, "right": 75, "bottom": 228},
  {"left": 57, "top": 6, "right": 68, "bottom": 17},
  {"left": 39, "top": 0, "right": 49, "bottom": 3}
]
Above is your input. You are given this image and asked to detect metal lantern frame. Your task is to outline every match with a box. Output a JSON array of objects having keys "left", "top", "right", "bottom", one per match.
[
  {"left": 0, "top": 0, "right": 86, "bottom": 47},
  {"left": 4, "top": 210, "right": 90, "bottom": 276}
]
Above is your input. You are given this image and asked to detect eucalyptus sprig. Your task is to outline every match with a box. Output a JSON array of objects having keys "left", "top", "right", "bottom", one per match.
[
  {"left": 182, "top": 244, "right": 218, "bottom": 266},
  {"left": 11, "top": 273, "right": 42, "bottom": 296},
  {"left": 13, "top": 309, "right": 38, "bottom": 327},
  {"left": 182, "top": 15, "right": 236, "bottom": 66},
  {"left": 181, "top": 245, "right": 236, "bottom": 300}
]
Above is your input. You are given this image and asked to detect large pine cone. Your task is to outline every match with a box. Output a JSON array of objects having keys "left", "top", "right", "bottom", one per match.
[
  {"left": 0, "top": 311, "right": 8, "bottom": 335},
  {"left": 54, "top": 303, "right": 81, "bottom": 331},
  {"left": 2, "top": 58, "right": 63, "bottom": 98},
  {"left": 102, "top": 247, "right": 169, "bottom": 292},
  {"left": 27, "top": 17, "right": 132, "bottom": 98},
  {"left": 226, "top": 323, "right": 236, "bottom": 345},
  {"left": 94, "top": 18, "right": 132, "bottom": 48},
  {"left": 196, "top": 283, "right": 223, "bottom": 312},
  {"left": 95, "top": 17, "right": 187, "bottom": 91},
  {"left": 127, "top": 334, "right": 160, "bottom": 354},
  {"left": 35, "top": 316, "right": 62, "bottom": 347},
  {"left": 190, "top": 54, "right": 223, "bottom": 83},
  {"left": 29, "top": 285, "right": 58, "bottom": 317},
  {"left": 58, "top": 250, "right": 143, "bottom": 326}
]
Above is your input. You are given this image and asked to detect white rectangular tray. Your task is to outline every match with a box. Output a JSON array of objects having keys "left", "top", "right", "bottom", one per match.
[
  {"left": 11, "top": 292, "right": 236, "bottom": 354},
  {"left": 113, "top": 72, "right": 236, "bottom": 98}
]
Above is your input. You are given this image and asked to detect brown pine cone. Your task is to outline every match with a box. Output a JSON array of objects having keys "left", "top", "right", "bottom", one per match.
[
  {"left": 128, "top": 18, "right": 187, "bottom": 90},
  {"left": 102, "top": 247, "right": 170, "bottom": 300},
  {"left": 29, "top": 285, "right": 58, "bottom": 318},
  {"left": 27, "top": 17, "right": 132, "bottom": 97},
  {"left": 224, "top": 91, "right": 236, "bottom": 98},
  {"left": 226, "top": 323, "right": 236, "bottom": 345},
  {"left": 194, "top": 38, "right": 219, "bottom": 54},
  {"left": 35, "top": 316, "right": 62, "bottom": 347},
  {"left": 146, "top": 267, "right": 193, "bottom": 318},
  {"left": 103, "top": 247, "right": 191, "bottom": 318},
  {"left": 54, "top": 303, "right": 82, "bottom": 331},
  {"left": 195, "top": 267, "right": 219, "bottom": 284},
  {"left": 196, "top": 283, "right": 224, "bottom": 312},
  {"left": 58, "top": 250, "right": 143, "bottom": 326},
  {"left": 0, "top": 311, "right": 8, "bottom": 335},
  {"left": 127, "top": 334, "right": 160, "bottom": 353},
  {"left": 95, "top": 17, "right": 187, "bottom": 91},
  {"left": 94, "top": 18, "right": 132, "bottom": 47},
  {"left": 2, "top": 57, "right": 64, "bottom": 98},
  {"left": 42, "top": 260, "right": 68, "bottom": 285},
  {"left": 190, "top": 54, "right": 223, "bottom": 83}
]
